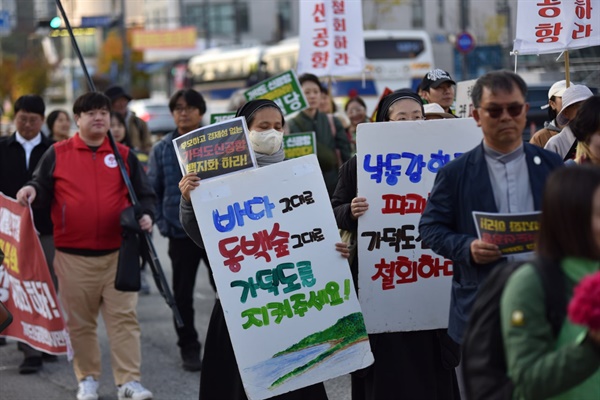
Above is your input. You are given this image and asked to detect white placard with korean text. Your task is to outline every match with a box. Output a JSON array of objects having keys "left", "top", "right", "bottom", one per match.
[
  {"left": 356, "top": 119, "right": 482, "bottom": 333},
  {"left": 191, "top": 155, "right": 373, "bottom": 400},
  {"left": 513, "top": 0, "right": 600, "bottom": 55},
  {"left": 455, "top": 79, "right": 477, "bottom": 119},
  {"left": 297, "top": 0, "right": 365, "bottom": 77}
]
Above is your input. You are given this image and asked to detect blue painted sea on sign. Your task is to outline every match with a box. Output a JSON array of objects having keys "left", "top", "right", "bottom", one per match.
[
  {"left": 245, "top": 343, "right": 331, "bottom": 389},
  {"left": 244, "top": 339, "right": 371, "bottom": 398}
]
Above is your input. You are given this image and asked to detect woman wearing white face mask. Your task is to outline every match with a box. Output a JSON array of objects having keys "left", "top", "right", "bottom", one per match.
[{"left": 177, "top": 100, "right": 344, "bottom": 400}]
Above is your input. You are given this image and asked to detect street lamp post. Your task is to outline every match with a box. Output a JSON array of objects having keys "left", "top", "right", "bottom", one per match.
[{"left": 119, "top": 0, "right": 130, "bottom": 93}]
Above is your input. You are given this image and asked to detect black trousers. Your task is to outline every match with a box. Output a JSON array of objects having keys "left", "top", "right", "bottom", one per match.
[
  {"left": 199, "top": 299, "right": 328, "bottom": 400},
  {"left": 168, "top": 236, "right": 216, "bottom": 351}
]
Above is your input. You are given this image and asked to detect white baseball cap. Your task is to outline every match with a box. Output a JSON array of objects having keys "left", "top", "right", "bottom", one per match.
[
  {"left": 540, "top": 80, "right": 571, "bottom": 109},
  {"left": 555, "top": 84, "right": 594, "bottom": 126}
]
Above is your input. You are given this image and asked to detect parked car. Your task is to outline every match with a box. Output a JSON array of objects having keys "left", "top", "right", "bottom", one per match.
[{"left": 129, "top": 99, "right": 176, "bottom": 137}]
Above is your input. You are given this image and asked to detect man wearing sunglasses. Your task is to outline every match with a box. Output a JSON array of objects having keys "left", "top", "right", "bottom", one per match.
[{"left": 419, "top": 70, "right": 563, "bottom": 390}]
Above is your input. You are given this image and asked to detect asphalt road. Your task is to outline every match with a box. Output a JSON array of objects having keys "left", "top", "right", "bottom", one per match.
[{"left": 0, "top": 233, "right": 351, "bottom": 400}]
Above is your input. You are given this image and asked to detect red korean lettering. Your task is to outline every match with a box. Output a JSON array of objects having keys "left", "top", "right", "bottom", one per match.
[
  {"left": 334, "top": 52, "right": 349, "bottom": 66},
  {"left": 218, "top": 236, "right": 243, "bottom": 272},
  {"left": 575, "top": 0, "right": 592, "bottom": 19},
  {"left": 332, "top": 0, "right": 346, "bottom": 14},
  {"left": 313, "top": 27, "right": 329, "bottom": 47},
  {"left": 333, "top": 18, "right": 346, "bottom": 32},
  {"left": 313, "top": 2, "right": 326, "bottom": 23},
  {"left": 535, "top": 22, "right": 563, "bottom": 43},
  {"left": 312, "top": 51, "right": 329, "bottom": 69},
  {"left": 572, "top": 23, "right": 593, "bottom": 39},
  {"left": 536, "top": 0, "right": 561, "bottom": 17},
  {"left": 334, "top": 35, "right": 348, "bottom": 49}
]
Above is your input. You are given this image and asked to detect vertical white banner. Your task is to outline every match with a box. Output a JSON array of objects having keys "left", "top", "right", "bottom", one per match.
[
  {"left": 356, "top": 119, "right": 482, "bottom": 333},
  {"left": 298, "top": 0, "right": 365, "bottom": 77},
  {"left": 513, "top": 0, "right": 600, "bottom": 55}
]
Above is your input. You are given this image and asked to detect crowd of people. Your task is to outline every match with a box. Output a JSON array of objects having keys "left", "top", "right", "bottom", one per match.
[{"left": 0, "top": 67, "right": 599, "bottom": 400}]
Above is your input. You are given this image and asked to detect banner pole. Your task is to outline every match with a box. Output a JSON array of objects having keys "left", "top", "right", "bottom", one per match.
[{"left": 564, "top": 50, "right": 570, "bottom": 88}]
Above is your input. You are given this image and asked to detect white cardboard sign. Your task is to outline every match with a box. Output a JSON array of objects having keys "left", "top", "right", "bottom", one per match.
[
  {"left": 356, "top": 118, "right": 482, "bottom": 333},
  {"left": 191, "top": 155, "right": 374, "bottom": 400}
]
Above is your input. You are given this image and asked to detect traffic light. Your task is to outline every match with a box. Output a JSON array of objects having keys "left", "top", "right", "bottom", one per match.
[{"left": 37, "top": 16, "right": 61, "bottom": 29}]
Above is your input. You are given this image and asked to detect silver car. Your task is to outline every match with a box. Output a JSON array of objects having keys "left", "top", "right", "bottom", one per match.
[{"left": 129, "top": 99, "right": 176, "bottom": 136}]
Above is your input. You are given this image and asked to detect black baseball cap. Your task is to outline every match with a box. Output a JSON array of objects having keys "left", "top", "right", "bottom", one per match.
[
  {"left": 421, "top": 69, "right": 456, "bottom": 91},
  {"left": 104, "top": 86, "right": 132, "bottom": 102}
]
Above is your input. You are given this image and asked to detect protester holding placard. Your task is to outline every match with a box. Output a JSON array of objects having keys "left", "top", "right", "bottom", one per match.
[
  {"left": 148, "top": 89, "right": 216, "bottom": 372},
  {"left": 529, "top": 80, "right": 569, "bottom": 148},
  {"left": 332, "top": 90, "right": 460, "bottom": 400},
  {"left": 571, "top": 95, "right": 600, "bottom": 166},
  {"left": 16, "top": 92, "right": 155, "bottom": 400},
  {"left": 0, "top": 95, "right": 57, "bottom": 373},
  {"left": 545, "top": 84, "right": 594, "bottom": 161},
  {"left": 501, "top": 166, "right": 600, "bottom": 400},
  {"left": 179, "top": 99, "right": 330, "bottom": 400},
  {"left": 419, "top": 71, "right": 563, "bottom": 393},
  {"left": 287, "top": 73, "right": 352, "bottom": 198}
]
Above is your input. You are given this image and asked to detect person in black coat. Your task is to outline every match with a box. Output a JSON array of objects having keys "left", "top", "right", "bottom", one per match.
[
  {"left": 331, "top": 90, "right": 461, "bottom": 400},
  {"left": 0, "top": 95, "right": 56, "bottom": 372}
]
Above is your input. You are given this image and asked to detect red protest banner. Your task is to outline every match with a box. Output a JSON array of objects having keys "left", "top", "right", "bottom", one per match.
[{"left": 0, "top": 193, "right": 69, "bottom": 355}]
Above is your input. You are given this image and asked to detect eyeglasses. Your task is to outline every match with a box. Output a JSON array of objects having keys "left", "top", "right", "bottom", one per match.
[
  {"left": 16, "top": 115, "right": 42, "bottom": 125},
  {"left": 479, "top": 104, "right": 525, "bottom": 118},
  {"left": 173, "top": 105, "right": 198, "bottom": 113}
]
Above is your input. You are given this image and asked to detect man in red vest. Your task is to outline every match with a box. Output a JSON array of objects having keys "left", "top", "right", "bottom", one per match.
[{"left": 17, "top": 92, "right": 156, "bottom": 400}]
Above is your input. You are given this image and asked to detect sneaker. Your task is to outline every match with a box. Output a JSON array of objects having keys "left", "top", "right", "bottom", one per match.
[
  {"left": 117, "top": 381, "right": 153, "bottom": 400},
  {"left": 76, "top": 376, "right": 99, "bottom": 400}
]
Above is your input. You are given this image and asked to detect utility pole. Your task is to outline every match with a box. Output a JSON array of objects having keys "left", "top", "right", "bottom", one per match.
[
  {"left": 177, "top": 0, "right": 184, "bottom": 28},
  {"left": 119, "top": 0, "right": 131, "bottom": 93},
  {"left": 203, "top": 0, "right": 211, "bottom": 48},
  {"left": 233, "top": 0, "right": 241, "bottom": 45},
  {"left": 459, "top": 0, "right": 469, "bottom": 80},
  {"left": 497, "top": 0, "right": 512, "bottom": 48}
]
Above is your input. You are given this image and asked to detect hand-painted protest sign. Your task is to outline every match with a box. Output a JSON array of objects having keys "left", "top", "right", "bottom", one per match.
[
  {"left": 356, "top": 119, "right": 482, "bottom": 333},
  {"left": 297, "top": 0, "right": 365, "bottom": 77},
  {"left": 472, "top": 211, "right": 541, "bottom": 255},
  {"left": 244, "top": 70, "right": 307, "bottom": 116},
  {"left": 0, "top": 193, "right": 69, "bottom": 355},
  {"left": 173, "top": 117, "right": 257, "bottom": 181},
  {"left": 283, "top": 132, "right": 316, "bottom": 160},
  {"left": 210, "top": 112, "right": 237, "bottom": 124},
  {"left": 455, "top": 79, "right": 477, "bottom": 119},
  {"left": 513, "top": 0, "right": 600, "bottom": 55},
  {"left": 190, "top": 155, "right": 373, "bottom": 400}
]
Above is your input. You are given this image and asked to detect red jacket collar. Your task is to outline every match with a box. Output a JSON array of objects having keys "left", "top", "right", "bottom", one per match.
[{"left": 71, "top": 132, "right": 113, "bottom": 153}]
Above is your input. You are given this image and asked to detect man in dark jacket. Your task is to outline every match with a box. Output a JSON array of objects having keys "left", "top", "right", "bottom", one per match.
[
  {"left": 105, "top": 86, "right": 152, "bottom": 154},
  {"left": 148, "top": 89, "right": 215, "bottom": 372},
  {"left": 17, "top": 92, "right": 155, "bottom": 400},
  {"left": 420, "top": 71, "right": 564, "bottom": 344},
  {"left": 0, "top": 95, "right": 55, "bottom": 373},
  {"left": 419, "top": 70, "right": 563, "bottom": 392}
]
